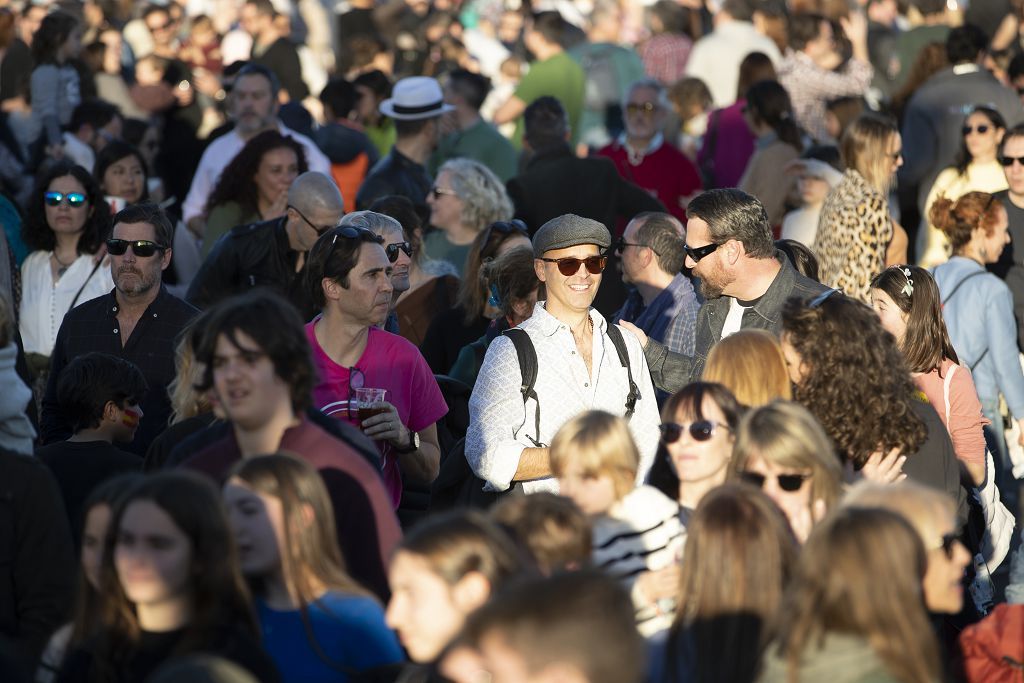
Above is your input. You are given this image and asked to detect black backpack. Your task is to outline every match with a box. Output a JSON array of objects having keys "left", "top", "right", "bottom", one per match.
[{"left": 430, "top": 324, "right": 640, "bottom": 511}]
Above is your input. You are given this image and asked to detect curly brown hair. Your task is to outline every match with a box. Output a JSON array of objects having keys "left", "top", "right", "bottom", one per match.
[
  {"left": 781, "top": 293, "right": 926, "bottom": 467},
  {"left": 929, "top": 191, "right": 1003, "bottom": 253}
]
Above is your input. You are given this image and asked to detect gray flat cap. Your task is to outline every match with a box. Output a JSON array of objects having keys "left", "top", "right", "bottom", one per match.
[{"left": 532, "top": 214, "right": 611, "bottom": 257}]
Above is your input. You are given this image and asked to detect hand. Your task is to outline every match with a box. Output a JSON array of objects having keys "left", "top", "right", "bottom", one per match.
[
  {"left": 840, "top": 11, "right": 868, "bottom": 47},
  {"left": 636, "top": 565, "right": 681, "bottom": 604},
  {"left": 860, "top": 446, "right": 907, "bottom": 484},
  {"left": 360, "top": 400, "right": 407, "bottom": 447},
  {"left": 619, "top": 320, "right": 649, "bottom": 349},
  {"left": 789, "top": 498, "right": 827, "bottom": 543},
  {"left": 266, "top": 188, "right": 289, "bottom": 219}
]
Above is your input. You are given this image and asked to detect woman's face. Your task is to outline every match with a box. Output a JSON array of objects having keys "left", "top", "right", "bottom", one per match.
[
  {"left": 102, "top": 155, "right": 145, "bottom": 204},
  {"left": 779, "top": 333, "right": 807, "bottom": 387},
  {"left": 979, "top": 205, "right": 1011, "bottom": 264},
  {"left": 45, "top": 175, "right": 90, "bottom": 238},
  {"left": 740, "top": 452, "right": 813, "bottom": 536},
  {"left": 963, "top": 111, "right": 1003, "bottom": 163},
  {"left": 81, "top": 503, "right": 112, "bottom": 591},
  {"left": 253, "top": 147, "right": 299, "bottom": 206},
  {"left": 114, "top": 500, "right": 194, "bottom": 610},
  {"left": 427, "top": 170, "right": 464, "bottom": 232},
  {"left": 870, "top": 288, "right": 908, "bottom": 346},
  {"left": 223, "top": 478, "right": 285, "bottom": 580},
  {"left": 922, "top": 511, "right": 971, "bottom": 614},
  {"left": 386, "top": 550, "right": 476, "bottom": 662},
  {"left": 886, "top": 132, "right": 903, "bottom": 178},
  {"left": 666, "top": 397, "right": 734, "bottom": 488}
]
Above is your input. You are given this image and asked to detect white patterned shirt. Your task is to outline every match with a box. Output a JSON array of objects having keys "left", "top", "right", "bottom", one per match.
[{"left": 466, "top": 302, "right": 661, "bottom": 494}]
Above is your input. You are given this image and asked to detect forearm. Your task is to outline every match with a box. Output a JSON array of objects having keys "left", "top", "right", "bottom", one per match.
[
  {"left": 397, "top": 436, "right": 440, "bottom": 484},
  {"left": 513, "top": 446, "right": 551, "bottom": 481}
]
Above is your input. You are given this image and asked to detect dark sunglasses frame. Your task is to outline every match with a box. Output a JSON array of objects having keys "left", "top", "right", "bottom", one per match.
[
  {"left": 937, "top": 532, "right": 959, "bottom": 559},
  {"left": 612, "top": 236, "right": 660, "bottom": 256},
  {"left": 44, "top": 191, "right": 87, "bottom": 207},
  {"left": 324, "top": 225, "right": 384, "bottom": 266},
  {"left": 658, "top": 420, "right": 728, "bottom": 444},
  {"left": 290, "top": 204, "right": 339, "bottom": 235},
  {"left": 481, "top": 220, "right": 529, "bottom": 253},
  {"left": 385, "top": 241, "right": 412, "bottom": 262},
  {"left": 684, "top": 242, "right": 721, "bottom": 263},
  {"left": 740, "top": 470, "right": 810, "bottom": 492},
  {"left": 538, "top": 255, "right": 607, "bottom": 276},
  {"left": 1000, "top": 155, "right": 1024, "bottom": 167},
  {"left": 962, "top": 124, "right": 991, "bottom": 135},
  {"left": 106, "top": 238, "right": 167, "bottom": 257},
  {"left": 346, "top": 366, "right": 365, "bottom": 420}
]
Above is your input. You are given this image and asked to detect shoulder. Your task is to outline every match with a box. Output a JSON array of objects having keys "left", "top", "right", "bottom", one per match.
[
  {"left": 158, "top": 290, "right": 200, "bottom": 320},
  {"left": 23, "top": 250, "right": 50, "bottom": 269},
  {"left": 229, "top": 217, "right": 278, "bottom": 239},
  {"left": 368, "top": 328, "right": 426, "bottom": 362}
]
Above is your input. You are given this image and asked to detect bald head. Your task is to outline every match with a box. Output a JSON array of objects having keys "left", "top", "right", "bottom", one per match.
[{"left": 287, "top": 172, "right": 345, "bottom": 215}]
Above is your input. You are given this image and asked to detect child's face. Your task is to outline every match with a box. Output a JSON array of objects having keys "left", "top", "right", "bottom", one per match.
[
  {"left": 111, "top": 402, "right": 143, "bottom": 443},
  {"left": 192, "top": 24, "right": 215, "bottom": 46},
  {"left": 135, "top": 61, "right": 163, "bottom": 86},
  {"left": 557, "top": 462, "right": 621, "bottom": 516},
  {"left": 798, "top": 174, "right": 830, "bottom": 207}
]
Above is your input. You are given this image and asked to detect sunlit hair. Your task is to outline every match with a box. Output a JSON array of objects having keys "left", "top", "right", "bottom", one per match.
[
  {"left": 396, "top": 510, "right": 525, "bottom": 589},
  {"left": 843, "top": 480, "right": 956, "bottom": 554},
  {"left": 96, "top": 473, "right": 257, "bottom": 678},
  {"left": 840, "top": 114, "right": 899, "bottom": 194},
  {"left": 489, "top": 493, "right": 592, "bottom": 575},
  {"left": 668, "top": 483, "right": 797, "bottom": 683},
  {"left": 550, "top": 410, "right": 640, "bottom": 499},
  {"left": 870, "top": 265, "right": 959, "bottom": 374},
  {"left": 648, "top": 382, "right": 743, "bottom": 500},
  {"left": 170, "top": 310, "right": 213, "bottom": 424},
  {"left": 229, "top": 454, "right": 370, "bottom": 605},
  {"left": 480, "top": 245, "right": 541, "bottom": 319},
  {"left": 456, "top": 221, "right": 531, "bottom": 324},
  {"left": 781, "top": 293, "right": 926, "bottom": 467},
  {"left": 729, "top": 400, "right": 843, "bottom": 513},
  {"left": 439, "top": 158, "right": 513, "bottom": 231},
  {"left": 772, "top": 507, "right": 940, "bottom": 683},
  {"left": 929, "top": 190, "right": 1004, "bottom": 253},
  {"left": 702, "top": 330, "right": 791, "bottom": 407}
]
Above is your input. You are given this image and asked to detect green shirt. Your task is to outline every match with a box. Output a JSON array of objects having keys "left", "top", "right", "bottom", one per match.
[
  {"left": 567, "top": 41, "right": 646, "bottom": 149},
  {"left": 423, "top": 230, "right": 472, "bottom": 278},
  {"left": 430, "top": 119, "right": 519, "bottom": 182},
  {"left": 513, "top": 51, "right": 586, "bottom": 148},
  {"left": 366, "top": 120, "right": 397, "bottom": 159},
  {"left": 203, "top": 201, "right": 259, "bottom": 258}
]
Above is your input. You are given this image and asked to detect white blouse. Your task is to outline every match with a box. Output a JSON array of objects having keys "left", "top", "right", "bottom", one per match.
[{"left": 19, "top": 251, "right": 114, "bottom": 356}]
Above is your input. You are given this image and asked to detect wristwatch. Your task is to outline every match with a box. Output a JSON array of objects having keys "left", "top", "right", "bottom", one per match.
[{"left": 395, "top": 428, "right": 420, "bottom": 454}]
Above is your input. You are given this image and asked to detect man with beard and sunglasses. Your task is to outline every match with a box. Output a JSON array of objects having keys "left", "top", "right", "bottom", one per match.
[
  {"left": 186, "top": 172, "right": 345, "bottom": 320},
  {"left": 304, "top": 222, "right": 447, "bottom": 511},
  {"left": 620, "top": 189, "right": 829, "bottom": 395},
  {"left": 466, "top": 214, "right": 660, "bottom": 495},
  {"left": 41, "top": 203, "right": 198, "bottom": 454}
]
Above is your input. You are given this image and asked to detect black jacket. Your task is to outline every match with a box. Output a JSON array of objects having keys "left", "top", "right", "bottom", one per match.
[
  {"left": 355, "top": 148, "right": 432, "bottom": 212},
  {"left": 0, "top": 447, "right": 75, "bottom": 667},
  {"left": 186, "top": 217, "right": 318, "bottom": 320}
]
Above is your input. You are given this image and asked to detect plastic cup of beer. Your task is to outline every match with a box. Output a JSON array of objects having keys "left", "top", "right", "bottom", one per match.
[{"left": 354, "top": 387, "right": 388, "bottom": 423}]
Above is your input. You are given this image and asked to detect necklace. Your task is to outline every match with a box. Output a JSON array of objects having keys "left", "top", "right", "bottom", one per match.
[
  {"left": 571, "top": 315, "right": 594, "bottom": 340},
  {"left": 52, "top": 251, "right": 74, "bottom": 278}
]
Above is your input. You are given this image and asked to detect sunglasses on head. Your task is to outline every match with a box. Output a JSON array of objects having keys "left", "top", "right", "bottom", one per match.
[
  {"left": 1001, "top": 155, "right": 1024, "bottom": 167},
  {"left": 45, "top": 191, "right": 87, "bottom": 207},
  {"left": 740, "top": 470, "right": 810, "bottom": 492},
  {"left": 106, "top": 238, "right": 166, "bottom": 257},
  {"left": 962, "top": 124, "right": 991, "bottom": 135},
  {"left": 481, "top": 219, "right": 529, "bottom": 251},
  {"left": 324, "top": 225, "right": 384, "bottom": 264},
  {"left": 658, "top": 420, "right": 728, "bottom": 443},
  {"left": 539, "top": 255, "right": 606, "bottom": 276},
  {"left": 684, "top": 242, "right": 720, "bottom": 263},
  {"left": 385, "top": 241, "right": 412, "bottom": 262}
]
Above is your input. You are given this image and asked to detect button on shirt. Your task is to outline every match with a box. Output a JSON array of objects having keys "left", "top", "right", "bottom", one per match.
[{"left": 466, "top": 302, "right": 661, "bottom": 494}]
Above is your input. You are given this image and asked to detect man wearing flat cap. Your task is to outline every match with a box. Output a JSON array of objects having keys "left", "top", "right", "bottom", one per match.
[
  {"left": 356, "top": 77, "right": 454, "bottom": 212},
  {"left": 465, "top": 214, "right": 661, "bottom": 495}
]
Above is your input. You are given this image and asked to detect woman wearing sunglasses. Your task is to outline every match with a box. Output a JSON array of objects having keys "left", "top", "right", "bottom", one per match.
[
  {"left": 730, "top": 401, "right": 842, "bottom": 543},
  {"left": 919, "top": 106, "right": 1007, "bottom": 269},
  {"left": 19, "top": 161, "right": 112, "bottom": 387},
  {"left": 648, "top": 382, "right": 741, "bottom": 516}
]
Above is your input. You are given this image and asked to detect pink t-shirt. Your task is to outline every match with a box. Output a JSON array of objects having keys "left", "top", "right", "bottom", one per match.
[
  {"left": 914, "top": 358, "right": 990, "bottom": 467},
  {"left": 306, "top": 320, "right": 448, "bottom": 506}
]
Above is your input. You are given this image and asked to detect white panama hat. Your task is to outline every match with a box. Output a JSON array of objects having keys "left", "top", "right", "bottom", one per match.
[{"left": 379, "top": 77, "right": 455, "bottom": 121}]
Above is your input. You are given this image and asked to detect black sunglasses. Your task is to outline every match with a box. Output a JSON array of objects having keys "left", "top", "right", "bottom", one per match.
[
  {"left": 962, "top": 124, "right": 991, "bottom": 135},
  {"left": 290, "top": 205, "right": 339, "bottom": 235},
  {"left": 346, "top": 366, "right": 365, "bottom": 420},
  {"left": 612, "top": 236, "right": 660, "bottom": 256},
  {"left": 481, "top": 220, "right": 529, "bottom": 253},
  {"left": 684, "top": 242, "right": 721, "bottom": 263},
  {"left": 659, "top": 420, "right": 728, "bottom": 444},
  {"left": 323, "top": 225, "right": 384, "bottom": 265},
  {"left": 1001, "top": 155, "right": 1024, "bottom": 167},
  {"left": 385, "top": 241, "right": 412, "bottom": 262},
  {"left": 106, "top": 239, "right": 167, "bottom": 257},
  {"left": 740, "top": 470, "right": 810, "bottom": 492},
  {"left": 539, "top": 255, "right": 606, "bottom": 276},
  {"left": 45, "top": 191, "right": 87, "bottom": 207}
]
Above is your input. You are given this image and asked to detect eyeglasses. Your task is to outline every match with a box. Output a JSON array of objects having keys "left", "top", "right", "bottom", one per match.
[
  {"left": 613, "top": 237, "right": 660, "bottom": 256},
  {"left": 481, "top": 219, "right": 529, "bottom": 255},
  {"left": 430, "top": 186, "right": 458, "bottom": 199},
  {"left": 323, "top": 225, "right": 384, "bottom": 266},
  {"left": 44, "top": 191, "right": 87, "bottom": 207},
  {"left": 626, "top": 101, "right": 658, "bottom": 116},
  {"left": 740, "top": 470, "right": 811, "bottom": 492},
  {"left": 1000, "top": 155, "right": 1024, "bottom": 167},
  {"left": 106, "top": 239, "right": 167, "bottom": 257},
  {"left": 683, "top": 242, "right": 720, "bottom": 263},
  {"left": 290, "top": 205, "right": 339, "bottom": 235},
  {"left": 385, "top": 241, "right": 412, "bottom": 262},
  {"left": 962, "top": 124, "right": 991, "bottom": 135},
  {"left": 346, "top": 366, "right": 365, "bottom": 420},
  {"left": 934, "top": 532, "right": 959, "bottom": 560},
  {"left": 539, "top": 255, "right": 606, "bottom": 276},
  {"left": 658, "top": 420, "right": 729, "bottom": 444}
]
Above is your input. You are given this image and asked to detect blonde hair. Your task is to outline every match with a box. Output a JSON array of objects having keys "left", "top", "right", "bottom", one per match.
[
  {"left": 170, "top": 315, "right": 212, "bottom": 424},
  {"left": 549, "top": 410, "right": 639, "bottom": 499},
  {"left": 730, "top": 400, "right": 843, "bottom": 512},
  {"left": 840, "top": 114, "right": 899, "bottom": 194},
  {"left": 843, "top": 480, "right": 956, "bottom": 550},
  {"left": 702, "top": 330, "right": 791, "bottom": 407}
]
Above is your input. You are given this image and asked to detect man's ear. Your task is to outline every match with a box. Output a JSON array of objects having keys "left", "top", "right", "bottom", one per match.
[
  {"left": 534, "top": 259, "right": 547, "bottom": 282},
  {"left": 101, "top": 400, "right": 120, "bottom": 423}
]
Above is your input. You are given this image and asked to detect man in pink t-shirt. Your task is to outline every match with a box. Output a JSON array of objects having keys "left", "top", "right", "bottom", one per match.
[{"left": 303, "top": 216, "right": 447, "bottom": 507}]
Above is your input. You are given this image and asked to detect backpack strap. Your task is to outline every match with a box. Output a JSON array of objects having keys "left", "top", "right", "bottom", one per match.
[
  {"left": 942, "top": 271, "right": 987, "bottom": 307},
  {"left": 502, "top": 328, "right": 543, "bottom": 447},
  {"left": 607, "top": 323, "right": 640, "bottom": 420}
]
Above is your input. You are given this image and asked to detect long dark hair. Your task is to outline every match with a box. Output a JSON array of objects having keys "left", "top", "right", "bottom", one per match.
[
  {"left": 94, "top": 140, "right": 150, "bottom": 203},
  {"left": 954, "top": 106, "right": 1005, "bottom": 176},
  {"left": 31, "top": 11, "right": 78, "bottom": 64},
  {"left": 745, "top": 80, "right": 802, "bottom": 153},
  {"left": 22, "top": 161, "right": 110, "bottom": 255},
  {"left": 204, "top": 130, "right": 308, "bottom": 217}
]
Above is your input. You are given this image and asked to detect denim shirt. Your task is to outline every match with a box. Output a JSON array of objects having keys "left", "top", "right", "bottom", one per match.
[{"left": 934, "top": 256, "right": 1024, "bottom": 419}]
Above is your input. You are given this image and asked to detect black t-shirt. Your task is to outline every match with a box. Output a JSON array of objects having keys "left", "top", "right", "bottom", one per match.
[{"left": 992, "top": 190, "right": 1024, "bottom": 352}]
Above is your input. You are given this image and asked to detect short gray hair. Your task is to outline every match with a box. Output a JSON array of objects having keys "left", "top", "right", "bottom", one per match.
[
  {"left": 340, "top": 210, "right": 404, "bottom": 237},
  {"left": 623, "top": 78, "right": 671, "bottom": 111},
  {"left": 633, "top": 212, "right": 686, "bottom": 274},
  {"left": 686, "top": 189, "right": 774, "bottom": 259},
  {"left": 440, "top": 158, "right": 513, "bottom": 232}
]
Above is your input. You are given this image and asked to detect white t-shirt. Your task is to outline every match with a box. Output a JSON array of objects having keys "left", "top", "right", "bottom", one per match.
[{"left": 720, "top": 296, "right": 748, "bottom": 340}]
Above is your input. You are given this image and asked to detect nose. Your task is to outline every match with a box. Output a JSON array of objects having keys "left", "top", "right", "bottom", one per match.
[
  {"left": 953, "top": 540, "right": 971, "bottom": 569},
  {"left": 684, "top": 254, "right": 696, "bottom": 269}
]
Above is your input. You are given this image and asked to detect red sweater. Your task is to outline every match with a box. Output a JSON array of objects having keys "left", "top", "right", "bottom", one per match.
[{"left": 597, "top": 139, "right": 702, "bottom": 225}]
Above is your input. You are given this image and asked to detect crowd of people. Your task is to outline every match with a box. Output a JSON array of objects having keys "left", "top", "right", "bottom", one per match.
[{"left": 5, "top": 0, "right": 1024, "bottom": 681}]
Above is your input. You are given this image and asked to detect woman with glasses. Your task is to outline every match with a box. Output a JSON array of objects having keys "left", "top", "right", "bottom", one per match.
[
  {"left": 919, "top": 107, "right": 1007, "bottom": 269},
  {"left": 813, "top": 114, "right": 906, "bottom": 303},
  {"left": 201, "top": 130, "right": 308, "bottom": 257},
  {"left": 19, "top": 161, "right": 112, "bottom": 387},
  {"left": 730, "top": 401, "right": 842, "bottom": 543},
  {"left": 423, "top": 158, "right": 514, "bottom": 278}
]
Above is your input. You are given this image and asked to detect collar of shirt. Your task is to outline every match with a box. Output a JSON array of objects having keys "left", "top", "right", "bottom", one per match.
[
  {"left": 617, "top": 131, "right": 664, "bottom": 156},
  {"left": 530, "top": 301, "right": 606, "bottom": 338}
]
